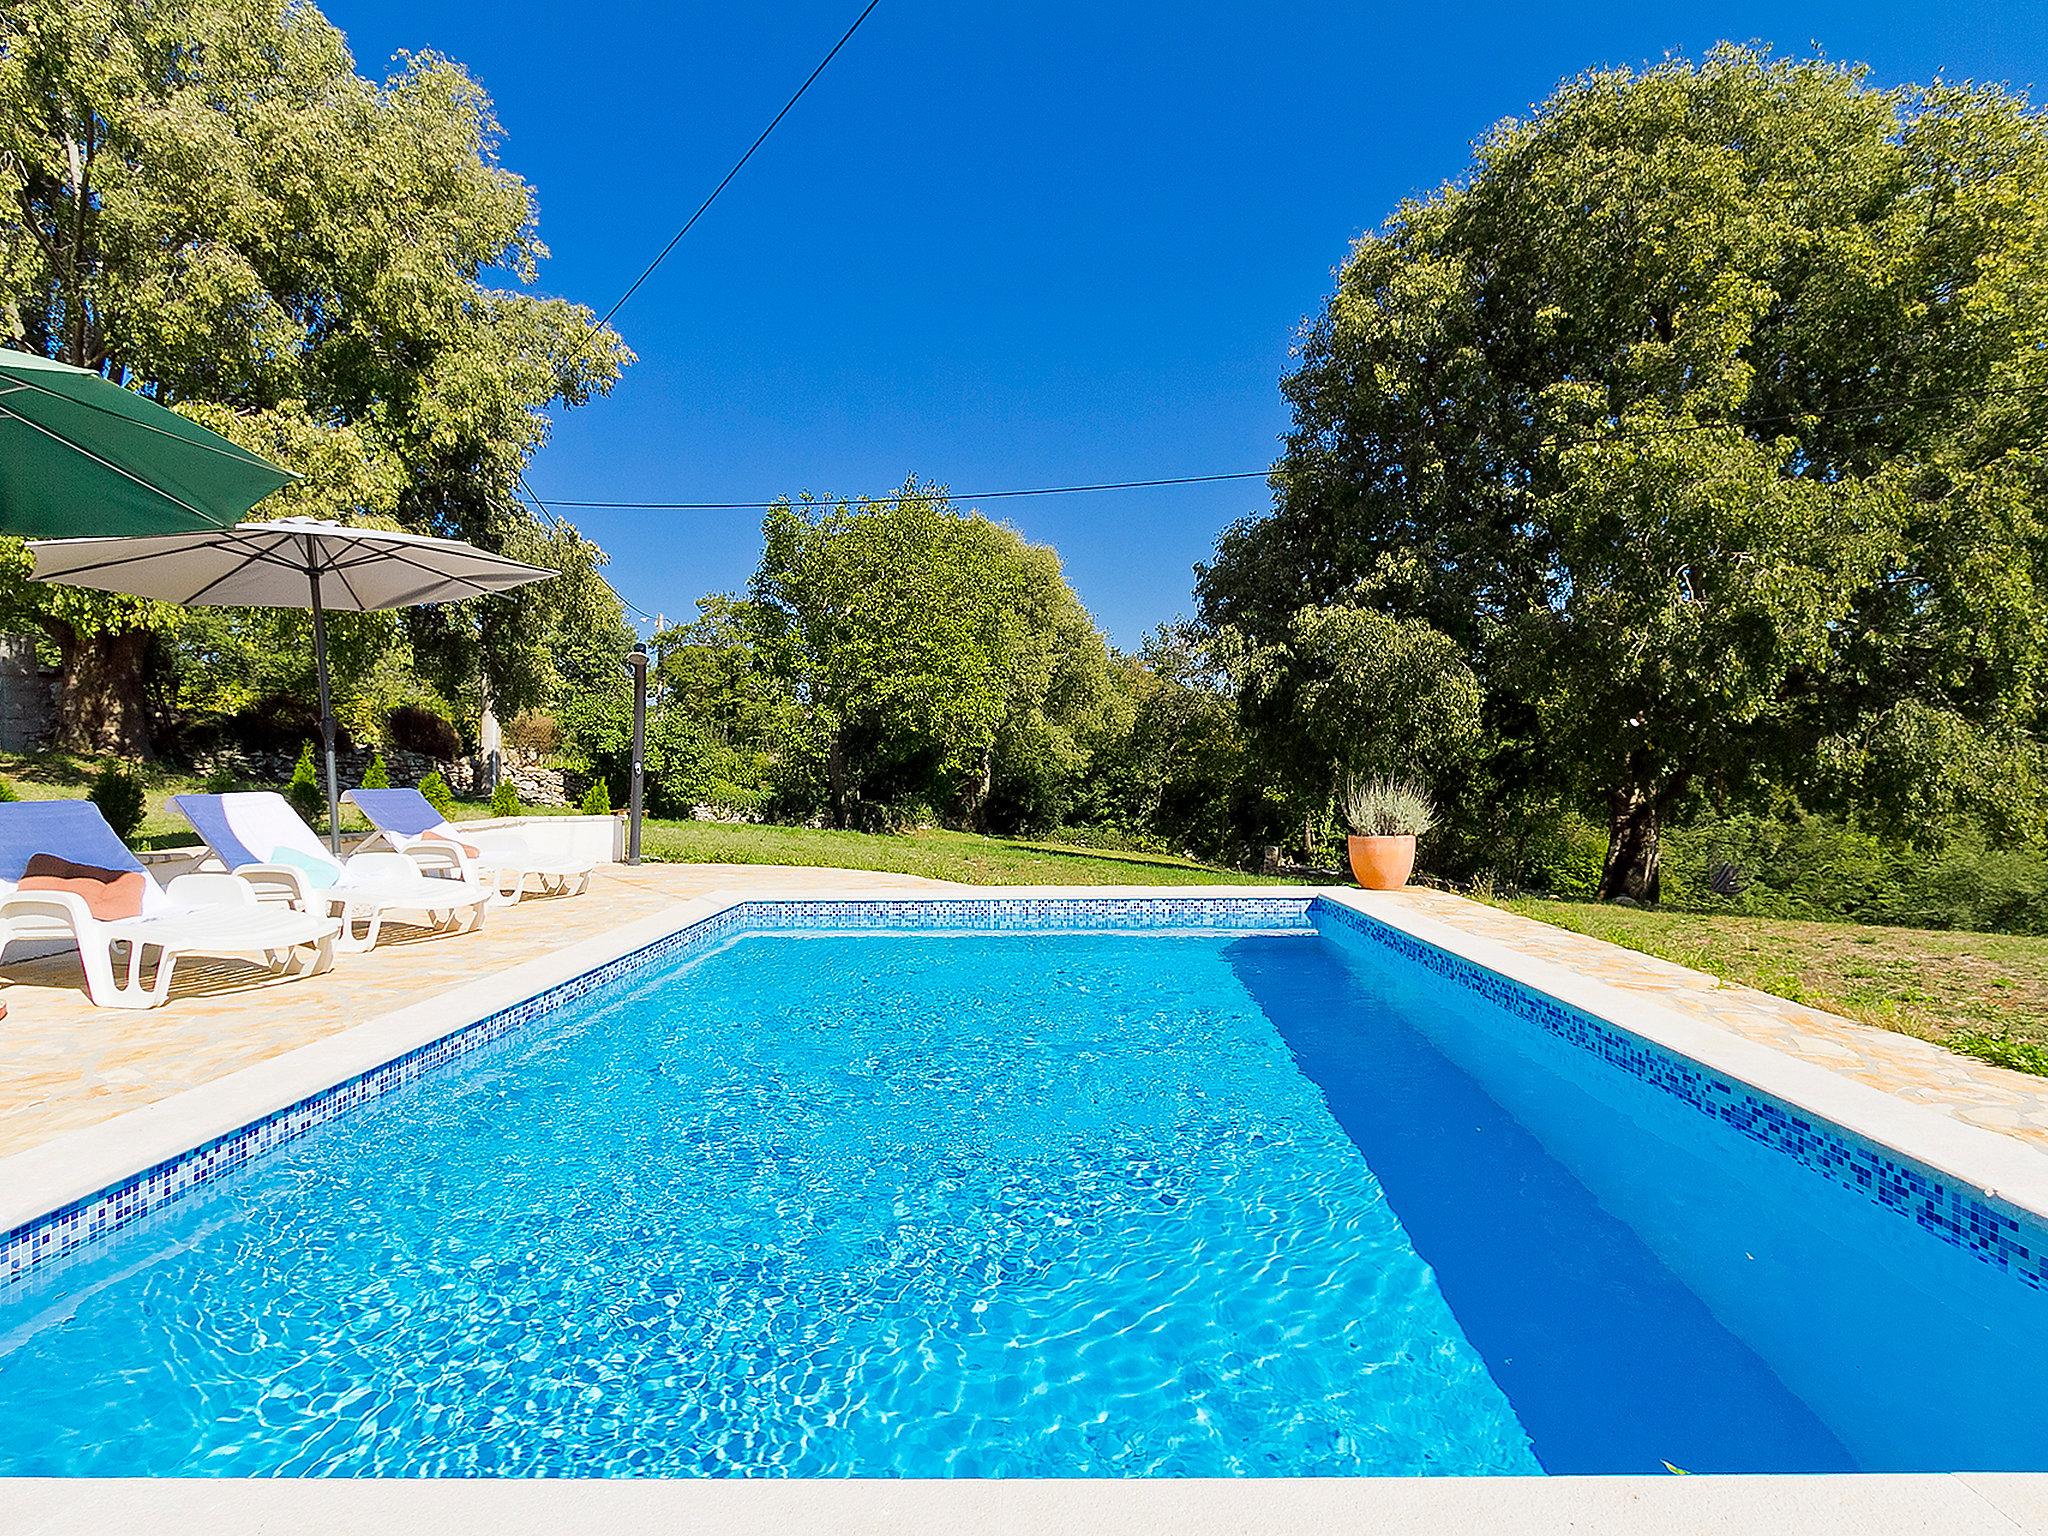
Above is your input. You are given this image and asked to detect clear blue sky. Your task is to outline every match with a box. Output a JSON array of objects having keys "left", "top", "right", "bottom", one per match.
[{"left": 324, "top": 0, "right": 2046, "bottom": 646}]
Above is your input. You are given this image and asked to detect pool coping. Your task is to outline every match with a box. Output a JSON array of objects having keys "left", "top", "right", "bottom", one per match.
[
  {"left": 9, "top": 1471, "right": 2048, "bottom": 1534},
  {"left": 10, "top": 880, "right": 2048, "bottom": 1250}
]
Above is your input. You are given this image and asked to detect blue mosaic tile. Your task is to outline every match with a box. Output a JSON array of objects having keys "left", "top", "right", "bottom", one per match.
[{"left": 1311, "top": 896, "right": 2048, "bottom": 1293}]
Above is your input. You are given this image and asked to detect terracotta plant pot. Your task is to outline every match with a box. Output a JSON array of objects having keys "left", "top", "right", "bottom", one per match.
[{"left": 1347, "top": 834, "right": 1416, "bottom": 890}]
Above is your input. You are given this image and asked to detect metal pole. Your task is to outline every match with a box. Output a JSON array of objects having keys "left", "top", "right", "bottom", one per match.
[
  {"left": 307, "top": 559, "right": 343, "bottom": 855},
  {"left": 625, "top": 642, "right": 648, "bottom": 865}
]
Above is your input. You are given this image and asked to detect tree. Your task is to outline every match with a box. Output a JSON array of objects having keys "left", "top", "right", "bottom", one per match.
[
  {"left": 1234, "top": 604, "right": 1482, "bottom": 855},
  {"left": 0, "top": 0, "right": 628, "bottom": 751},
  {"left": 748, "top": 481, "right": 1119, "bottom": 830},
  {"left": 1199, "top": 48, "right": 2048, "bottom": 899},
  {"left": 1082, "top": 623, "right": 1276, "bottom": 863}
]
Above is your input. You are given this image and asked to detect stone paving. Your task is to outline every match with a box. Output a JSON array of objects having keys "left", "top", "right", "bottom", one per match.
[{"left": 3, "top": 869, "right": 2044, "bottom": 1165}]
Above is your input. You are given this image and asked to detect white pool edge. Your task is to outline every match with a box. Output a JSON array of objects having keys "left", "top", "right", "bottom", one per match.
[{"left": 14, "top": 1471, "right": 2048, "bottom": 1534}]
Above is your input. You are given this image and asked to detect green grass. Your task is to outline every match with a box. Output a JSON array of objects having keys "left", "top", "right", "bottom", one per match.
[
  {"left": 630, "top": 820, "right": 1278, "bottom": 886},
  {"left": 1503, "top": 897, "right": 2048, "bottom": 1074}
]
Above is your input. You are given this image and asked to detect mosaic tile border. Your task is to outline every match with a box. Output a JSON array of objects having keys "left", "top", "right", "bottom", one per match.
[
  {"left": 1312, "top": 897, "right": 2048, "bottom": 1293},
  {"left": 0, "top": 896, "right": 1312, "bottom": 1289}
]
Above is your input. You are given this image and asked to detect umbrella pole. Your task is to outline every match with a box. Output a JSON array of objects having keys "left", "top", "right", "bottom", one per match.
[{"left": 307, "top": 564, "right": 343, "bottom": 855}]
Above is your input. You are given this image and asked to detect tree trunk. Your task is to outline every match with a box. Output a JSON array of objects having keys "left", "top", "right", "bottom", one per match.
[
  {"left": 1597, "top": 784, "right": 1660, "bottom": 903},
  {"left": 826, "top": 729, "right": 847, "bottom": 829},
  {"left": 51, "top": 626, "right": 153, "bottom": 759},
  {"left": 960, "top": 746, "right": 994, "bottom": 832}
]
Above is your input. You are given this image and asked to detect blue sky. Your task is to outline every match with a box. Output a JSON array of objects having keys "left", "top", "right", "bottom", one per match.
[{"left": 325, "top": 0, "right": 2047, "bottom": 646}]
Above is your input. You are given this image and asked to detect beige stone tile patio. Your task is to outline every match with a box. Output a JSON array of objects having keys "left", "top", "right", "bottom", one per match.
[{"left": 0, "top": 863, "right": 958, "bottom": 1160}]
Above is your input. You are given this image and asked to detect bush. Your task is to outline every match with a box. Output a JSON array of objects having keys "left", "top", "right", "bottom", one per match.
[
  {"left": 0, "top": 775, "right": 19, "bottom": 803},
  {"left": 506, "top": 710, "right": 561, "bottom": 755},
  {"left": 223, "top": 692, "right": 342, "bottom": 755},
  {"left": 88, "top": 763, "right": 148, "bottom": 841},
  {"left": 579, "top": 778, "right": 611, "bottom": 815},
  {"left": 387, "top": 704, "right": 462, "bottom": 760},
  {"left": 284, "top": 741, "right": 325, "bottom": 827},
  {"left": 417, "top": 769, "right": 455, "bottom": 818},
  {"left": 488, "top": 778, "right": 521, "bottom": 818},
  {"left": 201, "top": 764, "right": 240, "bottom": 795},
  {"left": 359, "top": 752, "right": 391, "bottom": 791}
]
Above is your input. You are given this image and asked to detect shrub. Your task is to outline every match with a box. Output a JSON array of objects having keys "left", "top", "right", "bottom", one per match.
[
  {"left": 579, "top": 778, "right": 611, "bottom": 815},
  {"left": 387, "top": 703, "right": 462, "bottom": 760},
  {"left": 284, "top": 742, "right": 325, "bottom": 827},
  {"left": 1340, "top": 777, "right": 1436, "bottom": 838},
  {"left": 359, "top": 752, "right": 391, "bottom": 791},
  {"left": 506, "top": 710, "right": 561, "bottom": 755},
  {"left": 417, "top": 770, "right": 455, "bottom": 818},
  {"left": 0, "top": 775, "right": 19, "bottom": 803},
  {"left": 88, "top": 763, "right": 148, "bottom": 841},
  {"left": 488, "top": 778, "right": 521, "bottom": 818},
  {"left": 201, "top": 764, "right": 240, "bottom": 795},
  {"left": 225, "top": 692, "right": 336, "bottom": 755}
]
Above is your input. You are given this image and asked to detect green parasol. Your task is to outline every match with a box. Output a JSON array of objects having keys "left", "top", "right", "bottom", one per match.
[{"left": 0, "top": 348, "right": 293, "bottom": 536}]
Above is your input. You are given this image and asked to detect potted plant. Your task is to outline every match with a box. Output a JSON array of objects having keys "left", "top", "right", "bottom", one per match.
[{"left": 1340, "top": 777, "right": 1435, "bottom": 890}]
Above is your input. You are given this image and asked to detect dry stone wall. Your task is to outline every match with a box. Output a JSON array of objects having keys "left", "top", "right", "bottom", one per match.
[{"left": 190, "top": 744, "right": 581, "bottom": 807}]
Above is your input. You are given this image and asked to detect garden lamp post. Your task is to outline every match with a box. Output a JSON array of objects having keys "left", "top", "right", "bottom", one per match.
[{"left": 624, "top": 641, "right": 648, "bottom": 865}]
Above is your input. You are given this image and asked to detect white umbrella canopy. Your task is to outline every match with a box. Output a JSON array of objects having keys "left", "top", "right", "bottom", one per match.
[
  {"left": 28, "top": 518, "right": 557, "bottom": 849},
  {"left": 27, "top": 516, "right": 554, "bottom": 610}
]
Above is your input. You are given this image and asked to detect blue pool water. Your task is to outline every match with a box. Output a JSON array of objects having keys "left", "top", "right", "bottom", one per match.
[{"left": 2, "top": 912, "right": 2044, "bottom": 1476}]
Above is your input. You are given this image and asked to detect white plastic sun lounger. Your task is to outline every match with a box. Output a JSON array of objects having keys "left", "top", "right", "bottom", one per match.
[
  {"left": 173, "top": 791, "right": 490, "bottom": 953},
  {"left": 344, "top": 787, "right": 596, "bottom": 906},
  {"left": 0, "top": 800, "right": 340, "bottom": 1008}
]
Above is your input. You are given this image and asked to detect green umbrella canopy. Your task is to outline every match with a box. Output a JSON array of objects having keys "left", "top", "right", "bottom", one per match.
[{"left": 0, "top": 348, "right": 294, "bottom": 537}]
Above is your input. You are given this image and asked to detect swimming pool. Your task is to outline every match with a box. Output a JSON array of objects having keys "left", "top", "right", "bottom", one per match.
[{"left": 1, "top": 896, "right": 2044, "bottom": 1476}]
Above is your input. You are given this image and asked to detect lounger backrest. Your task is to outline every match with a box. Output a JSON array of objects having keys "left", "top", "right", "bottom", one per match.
[
  {"left": 0, "top": 799, "right": 170, "bottom": 914},
  {"left": 172, "top": 791, "right": 338, "bottom": 874},
  {"left": 343, "top": 788, "right": 450, "bottom": 841}
]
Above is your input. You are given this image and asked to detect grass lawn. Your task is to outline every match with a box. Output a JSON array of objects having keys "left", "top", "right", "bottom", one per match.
[
  {"left": 632, "top": 820, "right": 1280, "bottom": 887},
  {"left": 1504, "top": 897, "right": 2048, "bottom": 1075}
]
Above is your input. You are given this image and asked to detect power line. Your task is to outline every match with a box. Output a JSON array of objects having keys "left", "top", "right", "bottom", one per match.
[
  {"left": 538, "top": 470, "right": 1274, "bottom": 511},
  {"left": 516, "top": 471, "right": 661, "bottom": 627},
  {"left": 572, "top": 0, "right": 884, "bottom": 363},
  {"left": 528, "top": 379, "right": 2048, "bottom": 512}
]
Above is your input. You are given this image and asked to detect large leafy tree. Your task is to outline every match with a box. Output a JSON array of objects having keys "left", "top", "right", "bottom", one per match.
[
  {"left": 745, "top": 481, "right": 1120, "bottom": 830},
  {"left": 1199, "top": 48, "right": 2048, "bottom": 899},
  {"left": 0, "top": 0, "right": 629, "bottom": 753}
]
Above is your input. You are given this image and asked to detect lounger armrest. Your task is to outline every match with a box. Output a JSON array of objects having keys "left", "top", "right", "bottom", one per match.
[
  {"left": 395, "top": 842, "right": 474, "bottom": 880},
  {"left": 162, "top": 872, "right": 262, "bottom": 911},
  {"left": 229, "top": 862, "right": 319, "bottom": 909},
  {"left": 0, "top": 887, "right": 99, "bottom": 934}
]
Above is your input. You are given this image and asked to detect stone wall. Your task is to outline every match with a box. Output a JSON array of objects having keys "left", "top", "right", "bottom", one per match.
[
  {"left": 0, "top": 634, "right": 54, "bottom": 752},
  {"left": 190, "top": 743, "right": 583, "bottom": 807}
]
